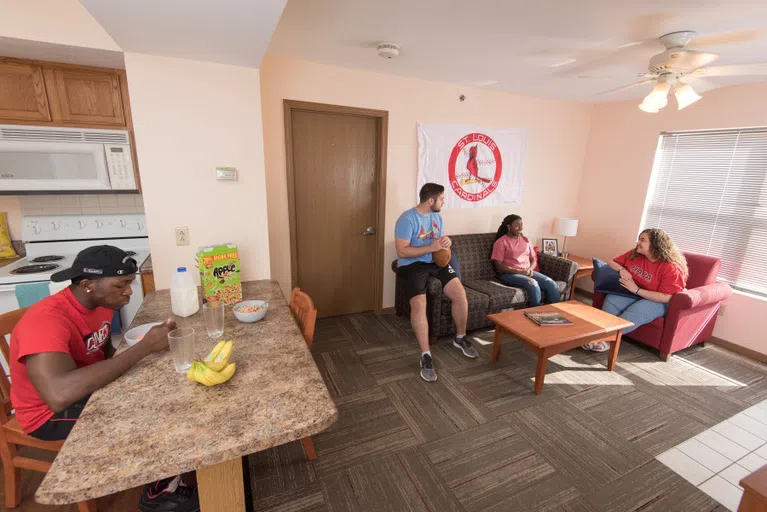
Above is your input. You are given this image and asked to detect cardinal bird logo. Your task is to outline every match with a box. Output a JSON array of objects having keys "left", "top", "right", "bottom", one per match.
[
  {"left": 417, "top": 221, "right": 440, "bottom": 240},
  {"left": 465, "top": 145, "right": 492, "bottom": 184}
]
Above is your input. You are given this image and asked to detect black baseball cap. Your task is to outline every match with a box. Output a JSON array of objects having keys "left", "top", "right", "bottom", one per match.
[{"left": 51, "top": 245, "right": 138, "bottom": 282}]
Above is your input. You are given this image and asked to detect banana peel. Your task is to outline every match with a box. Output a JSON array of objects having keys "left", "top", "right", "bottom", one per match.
[{"left": 203, "top": 340, "right": 233, "bottom": 371}]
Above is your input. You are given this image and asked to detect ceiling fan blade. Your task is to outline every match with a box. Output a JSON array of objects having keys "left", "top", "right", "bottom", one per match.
[
  {"left": 682, "top": 77, "right": 720, "bottom": 94},
  {"left": 673, "top": 50, "right": 719, "bottom": 71},
  {"left": 692, "top": 29, "right": 765, "bottom": 47},
  {"left": 597, "top": 79, "right": 656, "bottom": 96},
  {"left": 693, "top": 63, "right": 767, "bottom": 77}
]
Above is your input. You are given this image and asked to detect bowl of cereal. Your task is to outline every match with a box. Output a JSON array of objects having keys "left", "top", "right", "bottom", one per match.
[
  {"left": 124, "top": 322, "right": 162, "bottom": 346},
  {"left": 233, "top": 300, "right": 269, "bottom": 323}
]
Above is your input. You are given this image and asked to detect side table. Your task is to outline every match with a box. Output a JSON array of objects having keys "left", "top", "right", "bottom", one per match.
[{"left": 564, "top": 254, "right": 594, "bottom": 300}]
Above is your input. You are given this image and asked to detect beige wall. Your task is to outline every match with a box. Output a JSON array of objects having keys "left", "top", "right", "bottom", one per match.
[
  {"left": 571, "top": 81, "right": 767, "bottom": 354},
  {"left": 0, "top": 0, "right": 119, "bottom": 50},
  {"left": 260, "top": 54, "right": 594, "bottom": 307},
  {"left": 124, "top": 53, "right": 270, "bottom": 289}
]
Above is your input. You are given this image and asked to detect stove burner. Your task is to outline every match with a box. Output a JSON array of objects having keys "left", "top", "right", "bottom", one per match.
[
  {"left": 11, "top": 264, "right": 61, "bottom": 275},
  {"left": 124, "top": 251, "right": 137, "bottom": 256},
  {"left": 30, "top": 255, "right": 65, "bottom": 263}
]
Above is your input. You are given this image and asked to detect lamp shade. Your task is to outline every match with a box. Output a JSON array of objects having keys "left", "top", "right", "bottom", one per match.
[
  {"left": 674, "top": 83, "right": 702, "bottom": 110},
  {"left": 555, "top": 217, "right": 578, "bottom": 237}
]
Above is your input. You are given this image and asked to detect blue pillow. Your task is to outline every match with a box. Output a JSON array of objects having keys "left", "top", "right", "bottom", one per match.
[{"left": 592, "top": 258, "right": 637, "bottom": 298}]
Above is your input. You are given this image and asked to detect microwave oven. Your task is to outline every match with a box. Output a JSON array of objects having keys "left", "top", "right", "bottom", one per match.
[{"left": 0, "top": 124, "right": 137, "bottom": 193}]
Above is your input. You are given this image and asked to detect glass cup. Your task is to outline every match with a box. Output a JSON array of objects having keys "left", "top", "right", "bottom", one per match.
[
  {"left": 203, "top": 302, "right": 225, "bottom": 338},
  {"left": 168, "top": 328, "right": 195, "bottom": 372}
]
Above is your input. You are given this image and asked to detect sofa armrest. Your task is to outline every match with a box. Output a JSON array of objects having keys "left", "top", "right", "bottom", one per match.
[
  {"left": 537, "top": 252, "right": 578, "bottom": 285},
  {"left": 670, "top": 282, "right": 732, "bottom": 310}
]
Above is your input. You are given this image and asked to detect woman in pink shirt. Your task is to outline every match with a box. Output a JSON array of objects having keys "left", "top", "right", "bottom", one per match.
[{"left": 491, "top": 214, "right": 561, "bottom": 307}]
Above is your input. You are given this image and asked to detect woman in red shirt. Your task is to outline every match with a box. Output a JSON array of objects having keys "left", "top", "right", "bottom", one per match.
[
  {"left": 491, "top": 214, "right": 561, "bottom": 307},
  {"left": 583, "top": 228, "right": 688, "bottom": 352}
]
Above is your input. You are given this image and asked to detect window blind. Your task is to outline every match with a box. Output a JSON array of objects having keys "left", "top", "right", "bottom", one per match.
[{"left": 642, "top": 128, "right": 767, "bottom": 296}]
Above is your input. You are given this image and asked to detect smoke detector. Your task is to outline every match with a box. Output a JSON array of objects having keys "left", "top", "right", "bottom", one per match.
[{"left": 377, "top": 43, "right": 400, "bottom": 59}]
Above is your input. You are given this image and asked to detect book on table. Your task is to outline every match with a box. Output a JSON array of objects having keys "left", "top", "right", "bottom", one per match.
[{"left": 524, "top": 311, "right": 573, "bottom": 326}]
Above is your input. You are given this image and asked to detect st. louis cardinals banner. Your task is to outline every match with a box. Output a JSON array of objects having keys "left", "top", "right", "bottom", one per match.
[{"left": 417, "top": 123, "right": 527, "bottom": 208}]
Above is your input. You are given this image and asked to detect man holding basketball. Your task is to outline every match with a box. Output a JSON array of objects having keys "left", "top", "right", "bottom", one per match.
[{"left": 394, "top": 183, "right": 476, "bottom": 382}]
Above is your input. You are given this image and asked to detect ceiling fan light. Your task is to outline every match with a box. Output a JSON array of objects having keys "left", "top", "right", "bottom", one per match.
[
  {"left": 645, "top": 82, "right": 670, "bottom": 109},
  {"left": 675, "top": 83, "right": 702, "bottom": 110},
  {"left": 639, "top": 101, "right": 660, "bottom": 113}
]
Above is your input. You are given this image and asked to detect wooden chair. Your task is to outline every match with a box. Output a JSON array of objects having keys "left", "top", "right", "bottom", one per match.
[
  {"left": 289, "top": 288, "right": 319, "bottom": 461},
  {"left": 0, "top": 308, "right": 96, "bottom": 511}
]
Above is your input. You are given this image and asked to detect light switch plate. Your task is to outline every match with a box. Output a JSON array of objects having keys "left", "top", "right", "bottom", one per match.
[
  {"left": 175, "top": 226, "right": 189, "bottom": 246},
  {"left": 216, "top": 167, "right": 237, "bottom": 181}
]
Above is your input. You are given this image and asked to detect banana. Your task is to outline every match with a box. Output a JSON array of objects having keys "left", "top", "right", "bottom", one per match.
[
  {"left": 198, "top": 362, "right": 236, "bottom": 386},
  {"left": 203, "top": 340, "right": 227, "bottom": 365},
  {"left": 190, "top": 362, "right": 217, "bottom": 386},
  {"left": 203, "top": 341, "right": 233, "bottom": 372}
]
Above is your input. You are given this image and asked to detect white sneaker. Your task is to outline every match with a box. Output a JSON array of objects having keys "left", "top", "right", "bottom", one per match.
[{"left": 582, "top": 341, "right": 610, "bottom": 352}]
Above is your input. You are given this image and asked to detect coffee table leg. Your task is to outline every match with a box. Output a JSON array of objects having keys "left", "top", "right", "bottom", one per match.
[
  {"left": 534, "top": 351, "right": 548, "bottom": 394},
  {"left": 607, "top": 331, "right": 622, "bottom": 371},
  {"left": 492, "top": 326, "right": 503, "bottom": 362}
]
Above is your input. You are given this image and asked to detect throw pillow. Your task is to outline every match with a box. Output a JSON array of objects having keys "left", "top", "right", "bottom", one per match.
[
  {"left": 533, "top": 245, "right": 541, "bottom": 272},
  {"left": 592, "top": 258, "right": 636, "bottom": 298}
]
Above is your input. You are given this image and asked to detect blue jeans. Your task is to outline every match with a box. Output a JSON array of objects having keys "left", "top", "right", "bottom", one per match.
[
  {"left": 602, "top": 293, "right": 668, "bottom": 334},
  {"left": 498, "top": 271, "right": 561, "bottom": 307}
]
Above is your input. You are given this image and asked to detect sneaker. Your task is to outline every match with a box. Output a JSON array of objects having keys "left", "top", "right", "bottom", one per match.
[
  {"left": 139, "top": 476, "right": 200, "bottom": 512},
  {"left": 582, "top": 341, "right": 611, "bottom": 353},
  {"left": 453, "top": 336, "right": 479, "bottom": 358},
  {"left": 420, "top": 354, "right": 437, "bottom": 382}
]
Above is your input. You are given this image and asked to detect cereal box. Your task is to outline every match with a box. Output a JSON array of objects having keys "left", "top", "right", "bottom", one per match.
[{"left": 197, "top": 244, "right": 242, "bottom": 305}]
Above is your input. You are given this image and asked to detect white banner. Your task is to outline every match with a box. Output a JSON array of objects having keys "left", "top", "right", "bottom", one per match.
[{"left": 417, "top": 123, "right": 527, "bottom": 208}]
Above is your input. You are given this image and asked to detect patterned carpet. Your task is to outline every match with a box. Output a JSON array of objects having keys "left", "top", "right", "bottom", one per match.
[{"left": 245, "top": 311, "right": 767, "bottom": 512}]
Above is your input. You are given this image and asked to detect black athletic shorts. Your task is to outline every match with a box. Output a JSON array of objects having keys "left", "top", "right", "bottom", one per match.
[
  {"left": 28, "top": 396, "right": 90, "bottom": 441},
  {"left": 398, "top": 261, "right": 458, "bottom": 301}
]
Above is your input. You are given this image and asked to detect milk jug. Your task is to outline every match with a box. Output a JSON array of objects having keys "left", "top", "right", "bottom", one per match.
[{"left": 170, "top": 267, "right": 200, "bottom": 317}]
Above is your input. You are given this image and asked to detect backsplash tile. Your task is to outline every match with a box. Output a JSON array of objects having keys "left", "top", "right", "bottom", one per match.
[{"left": 18, "top": 194, "right": 143, "bottom": 217}]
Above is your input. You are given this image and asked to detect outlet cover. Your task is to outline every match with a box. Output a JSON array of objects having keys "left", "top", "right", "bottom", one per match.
[{"left": 175, "top": 227, "right": 190, "bottom": 246}]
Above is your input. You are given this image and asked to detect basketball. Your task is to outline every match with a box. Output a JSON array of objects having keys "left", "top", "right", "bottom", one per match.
[{"left": 434, "top": 248, "right": 451, "bottom": 268}]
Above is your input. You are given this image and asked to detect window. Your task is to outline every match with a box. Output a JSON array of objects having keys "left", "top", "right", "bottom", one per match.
[{"left": 641, "top": 128, "right": 767, "bottom": 296}]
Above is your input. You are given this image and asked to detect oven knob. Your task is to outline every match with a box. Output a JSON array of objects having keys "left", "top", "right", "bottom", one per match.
[
  {"left": 137, "top": 222, "right": 143, "bottom": 230},
  {"left": 33, "top": 226, "right": 41, "bottom": 235},
  {"left": 120, "top": 220, "right": 127, "bottom": 228},
  {"left": 52, "top": 222, "right": 60, "bottom": 230},
  {"left": 96, "top": 221, "right": 103, "bottom": 228},
  {"left": 78, "top": 221, "right": 86, "bottom": 229}
]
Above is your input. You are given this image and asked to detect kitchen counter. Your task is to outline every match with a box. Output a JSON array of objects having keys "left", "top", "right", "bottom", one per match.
[
  {"left": 139, "top": 254, "right": 152, "bottom": 273},
  {"left": 36, "top": 280, "right": 338, "bottom": 508}
]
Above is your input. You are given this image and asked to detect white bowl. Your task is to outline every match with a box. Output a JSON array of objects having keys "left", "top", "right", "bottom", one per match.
[
  {"left": 124, "top": 322, "right": 162, "bottom": 346},
  {"left": 233, "top": 300, "right": 269, "bottom": 323}
]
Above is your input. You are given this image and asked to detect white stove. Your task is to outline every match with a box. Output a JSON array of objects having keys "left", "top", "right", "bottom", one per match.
[{"left": 0, "top": 214, "right": 150, "bottom": 333}]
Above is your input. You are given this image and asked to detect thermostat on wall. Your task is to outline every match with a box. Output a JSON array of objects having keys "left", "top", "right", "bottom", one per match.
[{"left": 216, "top": 167, "right": 237, "bottom": 181}]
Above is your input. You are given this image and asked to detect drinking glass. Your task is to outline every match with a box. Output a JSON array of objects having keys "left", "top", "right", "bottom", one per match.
[
  {"left": 203, "top": 302, "right": 225, "bottom": 338},
  {"left": 168, "top": 328, "right": 195, "bottom": 372}
]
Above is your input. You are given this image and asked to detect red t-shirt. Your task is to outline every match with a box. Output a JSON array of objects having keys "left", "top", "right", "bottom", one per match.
[
  {"left": 10, "top": 288, "right": 113, "bottom": 433},
  {"left": 614, "top": 251, "right": 687, "bottom": 295},
  {"left": 491, "top": 235, "right": 536, "bottom": 271}
]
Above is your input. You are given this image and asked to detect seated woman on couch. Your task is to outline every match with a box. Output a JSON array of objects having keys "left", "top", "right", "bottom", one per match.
[
  {"left": 583, "top": 228, "right": 688, "bottom": 352},
  {"left": 491, "top": 214, "right": 560, "bottom": 307}
]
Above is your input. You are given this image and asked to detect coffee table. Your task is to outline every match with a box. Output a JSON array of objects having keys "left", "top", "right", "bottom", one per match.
[{"left": 488, "top": 301, "right": 634, "bottom": 394}]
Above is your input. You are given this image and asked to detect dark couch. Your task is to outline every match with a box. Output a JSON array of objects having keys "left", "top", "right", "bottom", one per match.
[{"left": 392, "top": 233, "right": 578, "bottom": 341}]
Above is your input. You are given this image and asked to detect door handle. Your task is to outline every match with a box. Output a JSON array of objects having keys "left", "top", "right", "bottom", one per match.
[{"left": 361, "top": 227, "right": 376, "bottom": 236}]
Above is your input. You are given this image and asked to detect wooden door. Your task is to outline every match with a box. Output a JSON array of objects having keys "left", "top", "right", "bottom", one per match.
[
  {"left": 290, "top": 109, "right": 380, "bottom": 317},
  {"left": 46, "top": 69, "right": 125, "bottom": 125},
  {"left": 0, "top": 62, "right": 51, "bottom": 122}
]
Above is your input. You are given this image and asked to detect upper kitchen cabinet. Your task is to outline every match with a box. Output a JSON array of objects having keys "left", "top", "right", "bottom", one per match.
[
  {"left": 0, "top": 61, "right": 52, "bottom": 122},
  {"left": 45, "top": 68, "right": 125, "bottom": 126}
]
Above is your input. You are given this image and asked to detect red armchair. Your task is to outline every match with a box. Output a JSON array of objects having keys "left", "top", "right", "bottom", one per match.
[{"left": 592, "top": 252, "right": 732, "bottom": 361}]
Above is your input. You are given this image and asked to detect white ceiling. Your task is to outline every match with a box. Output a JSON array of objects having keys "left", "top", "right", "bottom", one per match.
[
  {"left": 268, "top": 0, "right": 767, "bottom": 103},
  {"left": 79, "top": 0, "right": 287, "bottom": 68}
]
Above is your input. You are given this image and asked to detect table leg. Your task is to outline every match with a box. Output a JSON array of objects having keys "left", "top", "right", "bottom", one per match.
[
  {"left": 197, "top": 457, "right": 246, "bottom": 512},
  {"left": 534, "top": 351, "right": 548, "bottom": 395},
  {"left": 492, "top": 326, "right": 503, "bottom": 362},
  {"left": 607, "top": 331, "right": 622, "bottom": 371}
]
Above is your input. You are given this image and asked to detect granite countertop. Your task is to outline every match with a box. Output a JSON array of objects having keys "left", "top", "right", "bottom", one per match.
[
  {"left": 36, "top": 280, "right": 338, "bottom": 505},
  {"left": 139, "top": 254, "right": 152, "bottom": 273}
]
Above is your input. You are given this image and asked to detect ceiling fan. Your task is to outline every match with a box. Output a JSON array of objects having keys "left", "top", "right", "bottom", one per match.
[{"left": 598, "top": 31, "right": 767, "bottom": 112}]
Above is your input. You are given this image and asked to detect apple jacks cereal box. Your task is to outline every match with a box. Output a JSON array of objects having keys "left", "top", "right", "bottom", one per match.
[{"left": 197, "top": 244, "right": 242, "bottom": 305}]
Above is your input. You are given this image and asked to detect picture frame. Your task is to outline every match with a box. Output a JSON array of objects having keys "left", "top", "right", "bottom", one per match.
[{"left": 542, "top": 238, "right": 559, "bottom": 257}]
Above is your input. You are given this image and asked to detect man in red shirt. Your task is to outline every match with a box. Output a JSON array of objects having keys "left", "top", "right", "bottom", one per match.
[{"left": 10, "top": 246, "right": 199, "bottom": 512}]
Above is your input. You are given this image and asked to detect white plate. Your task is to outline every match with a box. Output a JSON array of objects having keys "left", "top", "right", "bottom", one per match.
[{"left": 124, "top": 322, "right": 162, "bottom": 346}]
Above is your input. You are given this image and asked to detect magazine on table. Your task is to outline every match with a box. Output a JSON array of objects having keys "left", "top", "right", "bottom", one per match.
[{"left": 524, "top": 311, "right": 573, "bottom": 326}]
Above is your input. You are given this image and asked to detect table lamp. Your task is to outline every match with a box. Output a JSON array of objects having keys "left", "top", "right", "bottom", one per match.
[{"left": 555, "top": 218, "right": 578, "bottom": 258}]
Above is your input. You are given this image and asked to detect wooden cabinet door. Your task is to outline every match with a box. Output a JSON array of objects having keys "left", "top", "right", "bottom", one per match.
[
  {"left": 47, "top": 69, "right": 125, "bottom": 126},
  {"left": 0, "top": 62, "right": 51, "bottom": 122}
]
